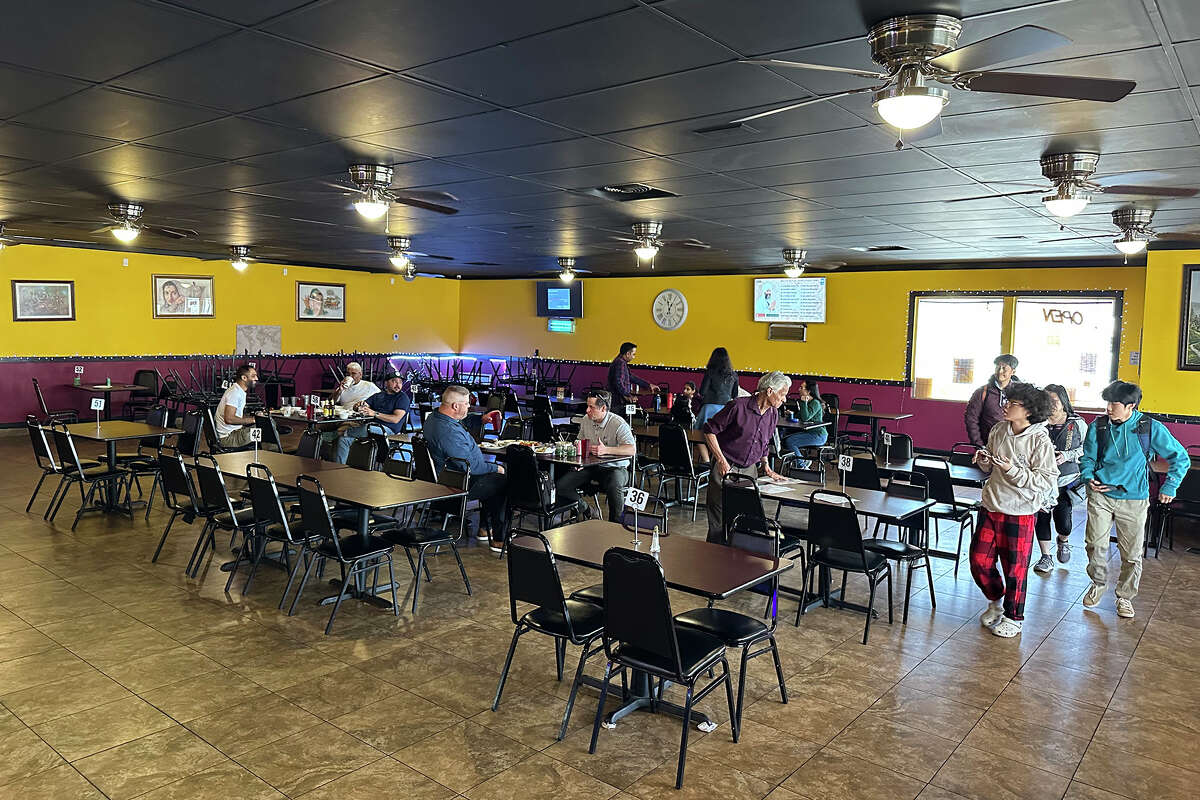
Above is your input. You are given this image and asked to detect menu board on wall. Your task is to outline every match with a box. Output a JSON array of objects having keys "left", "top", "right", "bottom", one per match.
[{"left": 753, "top": 277, "right": 826, "bottom": 323}]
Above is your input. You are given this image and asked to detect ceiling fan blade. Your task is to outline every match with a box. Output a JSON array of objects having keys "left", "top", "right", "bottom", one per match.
[
  {"left": 1093, "top": 170, "right": 1174, "bottom": 186},
  {"left": 1157, "top": 231, "right": 1200, "bottom": 241},
  {"left": 976, "top": 181, "right": 1051, "bottom": 189},
  {"left": 145, "top": 224, "right": 198, "bottom": 239},
  {"left": 663, "top": 238, "right": 711, "bottom": 249},
  {"left": 1039, "top": 235, "right": 1103, "bottom": 243},
  {"left": 394, "top": 189, "right": 459, "bottom": 203},
  {"left": 927, "top": 25, "right": 1070, "bottom": 73},
  {"left": 810, "top": 262, "right": 847, "bottom": 270},
  {"left": 903, "top": 115, "right": 942, "bottom": 142},
  {"left": 414, "top": 272, "right": 446, "bottom": 278},
  {"left": 404, "top": 250, "right": 430, "bottom": 258},
  {"left": 731, "top": 86, "right": 879, "bottom": 124},
  {"left": 1098, "top": 184, "right": 1198, "bottom": 198},
  {"left": 90, "top": 224, "right": 117, "bottom": 233},
  {"left": 945, "top": 189, "right": 1044, "bottom": 203},
  {"left": 737, "top": 58, "right": 886, "bottom": 80},
  {"left": 611, "top": 236, "right": 640, "bottom": 244},
  {"left": 960, "top": 71, "right": 1136, "bottom": 102},
  {"left": 391, "top": 196, "right": 458, "bottom": 215}
]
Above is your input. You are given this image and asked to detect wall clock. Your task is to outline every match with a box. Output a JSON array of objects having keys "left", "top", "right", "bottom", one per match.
[{"left": 652, "top": 288, "right": 688, "bottom": 330}]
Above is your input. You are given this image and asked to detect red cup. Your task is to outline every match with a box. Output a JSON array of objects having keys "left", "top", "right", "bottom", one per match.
[{"left": 579, "top": 439, "right": 589, "bottom": 458}]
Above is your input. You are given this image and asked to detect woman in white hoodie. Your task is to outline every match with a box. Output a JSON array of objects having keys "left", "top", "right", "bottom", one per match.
[{"left": 970, "top": 383, "right": 1059, "bottom": 638}]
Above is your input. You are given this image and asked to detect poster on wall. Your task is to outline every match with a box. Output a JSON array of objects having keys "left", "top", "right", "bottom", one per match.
[
  {"left": 296, "top": 281, "right": 345, "bottom": 321},
  {"left": 152, "top": 274, "right": 214, "bottom": 318},
  {"left": 1179, "top": 265, "right": 1200, "bottom": 370},
  {"left": 11, "top": 280, "right": 75, "bottom": 321},
  {"left": 236, "top": 325, "right": 282, "bottom": 355}
]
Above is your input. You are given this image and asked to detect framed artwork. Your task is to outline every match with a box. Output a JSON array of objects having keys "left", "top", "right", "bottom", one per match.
[
  {"left": 1179, "top": 265, "right": 1200, "bottom": 370},
  {"left": 296, "top": 281, "right": 345, "bottom": 322},
  {"left": 11, "top": 280, "right": 75, "bottom": 321},
  {"left": 152, "top": 274, "right": 214, "bottom": 318}
]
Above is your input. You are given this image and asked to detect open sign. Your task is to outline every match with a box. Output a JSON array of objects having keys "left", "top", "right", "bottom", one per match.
[{"left": 1043, "top": 308, "right": 1084, "bottom": 325}]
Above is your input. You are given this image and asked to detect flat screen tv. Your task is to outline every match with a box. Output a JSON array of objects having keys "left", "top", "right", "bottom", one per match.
[
  {"left": 753, "top": 277, "right": 826, "bottom": 323},
  {"left": 536, "top": 280, "right": 583, "bottom": 318}
]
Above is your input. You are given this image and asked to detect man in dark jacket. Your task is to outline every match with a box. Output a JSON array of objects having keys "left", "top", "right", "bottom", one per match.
[{"left": 964, "top": 354, "right": 1020, "bottom": 447}]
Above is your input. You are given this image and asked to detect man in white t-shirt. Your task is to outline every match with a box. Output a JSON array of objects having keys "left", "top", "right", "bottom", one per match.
[
  {"left": 331, "top": 362, "right": 379, "bottom": 409},
  {"left": 214, "top": 364, "right": 258, "bottom": 448}
]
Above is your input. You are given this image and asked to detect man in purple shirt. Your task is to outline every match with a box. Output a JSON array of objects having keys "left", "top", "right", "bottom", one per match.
[
  {"left": 702, "top": 371, "right": 789, "bottom": 543},
  {"left": 607, "top": 342, "right": 658, "bottom": 413}
]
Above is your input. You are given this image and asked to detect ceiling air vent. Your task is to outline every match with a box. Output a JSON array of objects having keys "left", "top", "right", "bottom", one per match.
[
  {"left": 584, "top": 183, "right": 677, "bottom": 202},
  {"left": 992, "top": 235, "right": 1028, "bottom": 240},
  {"left": 848, "top": 245, "right": 911, "bottom": 252}
]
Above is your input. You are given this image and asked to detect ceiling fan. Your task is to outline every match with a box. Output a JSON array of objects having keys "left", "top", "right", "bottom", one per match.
[
  {"left": 336, "top": 164, "right": 459, "bottom": 220},
  {"left": 612, "top": 222, "right": 710, "bottom": 266},
  {"left": 353, "top": 235, "right": 455, "bottom": 270},
  {"left": 20, "top": 203, "right": 198, "bottom": 244},
  {"left": 777, "top": 248, "right": 846, "bottom": 278},
  {"left": 199, "top": 245, "right": 289, "bottom": 272},
  {"left": 946, "top": 152, "right": 1198, "bottom": 218},
  {"left": 734, "top": 15, "right": 1135, "bottom": 136},
  {"left": 1040, "top": 207, "right": 1200, "bottom": 256},
  {"left": 537, "top": 256, "right": 594, "bottom": 283}
]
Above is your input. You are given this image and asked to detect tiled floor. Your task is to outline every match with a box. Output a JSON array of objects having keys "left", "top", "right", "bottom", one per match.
[{"left": 1, "top": 433, "right": 1198, "bottom": 799}]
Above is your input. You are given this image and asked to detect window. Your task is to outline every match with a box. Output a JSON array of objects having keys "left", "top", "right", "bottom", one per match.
[{"left": 909, "top": 292, "right": 1120, "bottom": 407}]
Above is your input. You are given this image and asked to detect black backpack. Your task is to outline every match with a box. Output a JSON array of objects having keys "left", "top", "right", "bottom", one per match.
[{"left": 1093, "top": 414, "right": 1156, "bottom": 464}]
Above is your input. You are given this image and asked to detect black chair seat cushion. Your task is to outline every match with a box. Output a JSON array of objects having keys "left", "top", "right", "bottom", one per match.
[
  {"left": 862, "top": 538, "right": 924, "bottom": 560},
  {"left": 61, "top": 459, "right": 102, "bottom": 472},
  {"left": 674, "top": 607, "right": 769, "bottom": 647},
  {"left": 212, "top": 507, "right": 257, "bottom": 528},
  {"left": 812, "top": 546, "right": 887, "bottom": 573},
  {"left": 383, "top": 525, "right": 455, "bottom": 547},
  {"left": 513, "top": 498, "right": 579, "bottom": 517},
  {"left": 568, "top": 583, "right": 604, "bottom": 606},
  {"left": 525, "top": 599, "right": 604, "bottom": 641},
  {"left": 330, "top": 508, "right": 399, "bottom": 530},
  {"left": 77, "top": 465, "right": 127, "bottom": 481},
  {"left": 318, "top": 534, "right": 393, "bottom": 561},
  {"left": 614, "top": 626, "right": 725, "bottom": 680},
  {"left": 930, "top": 502, "right": 975, "bottom": 518}
]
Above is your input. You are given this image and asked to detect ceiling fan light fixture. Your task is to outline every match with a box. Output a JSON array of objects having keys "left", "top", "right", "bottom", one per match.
[
  {"left": 1113, "top": 234, "right": 1147, "bottom": 255},
  {"left": 559, "top": 268, "right": 575, "bottom": 283},
  {"left": 389, "top": 252, "right": 410, "bottom": 269},
  {"left": 354, "top": 199, "right": 389, "bottom": 220},
  {"left": 634, "top": 244, "right": 659, "bottom": 261},
  {"left": 873, "top": 84, "right": 947, "bottom": 130},
  {"left": 229, "top": 244, "right": 250, "bottom": 271},
  {"left": 784, "top": 264, "right": 804, "bottom": 278},
  {"left": 111, "top": 224, "right": 139, "bottom": 243},
  {"left": 1042, "top": 193, "right": 1090, "bottom": 218},
  {"left": 231, "top": 258, "right": 249, "bottom": 271}
]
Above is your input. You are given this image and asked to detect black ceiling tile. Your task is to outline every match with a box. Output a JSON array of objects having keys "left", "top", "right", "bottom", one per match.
[
  {"left": 639, "top": 174, "right": 749, "bottom": 195},
  {"left": 14, "top": 88, "right": 223, "bottom": 142},
  {"left": 410, "top": 8, "right": 729, "bottom": 106},
  {"left": 60, "top": 144, "right": 217, "bottom": 179},
  {"left": 382, "top": 159, "right": 494, "bottom": 189},
  {"left": 250, "top": 76, "right": 490, "bottom": 139},
  {"left": 465, "top": 192, "right": 604, "bottom": 214},
  {"left": 925, "top": 120, "right": 1200, "bottom": 168},
  {"left": 656, "top": 0, "right": 871, "bottom": 56},
  {"left": 116, "top": 32, "right": 381, "bottom": 113},
  {"left": 160, "top": 161, "right": 275, "bottom": 189},
  {"left": 240, "top": 140, "right": 421, "bottom": 180},
  {"left": 726, "top": 149, "right": 943, "bottom": 187},
  {"left": 449, "top": 138, "right": 646, "bottom": 175},
  {"left": 635, "top": 187, "right": 794, "bottom": 213},
  {"left": 522, "top": 158, "right": 702, "bottom": 191},
  {"left": 3, "top": 164, "right": 134, "bottom": 194},
  {"left": 776, "top": 168, "right": 975, "bottom": 199},
  {"left": 263, "top": 0, "right": 633, "bottom": 70},
  {"left": 674, "top": 126, "right": 896, "bottom": 172},
  {"left": 1177, "top": 40, "right": 1200, "bottom": 86},
  {"left": 0, "top": 157, "right": 40, "bottom": 176},
  {"left": 165, "top": 0, "right": 311, "bottom": 25},
  {"left": 109, "top": 178, "right": 211, "bottom": 203},
  {"left": 695, "top": 199, "right": 815, "bottom": 221},
  {"left": 0, "top": 124, "right": 115, "bottom": 162},
  {"left": 0, "top": 66, "right": 90, "bottom": 119},
  {"left": 432, "top": 177, "right": 548, "bottom": 202},
  {"left": 357, "top": 111, "right": 575, "bottom": 158},
  {"left": 141, "top": 116, "right": 329, "bottom": 160}
]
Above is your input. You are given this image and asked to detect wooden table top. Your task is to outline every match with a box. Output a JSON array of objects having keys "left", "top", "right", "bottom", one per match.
[
  {"left": 776, "top": 419, "right": 832, "bottom": 431},
  {"left": 531, "top": 519, "right": 794, "bottom": 600},
  {"left": 190, "top": 450, "right": 348, "bottom": 481},
  {"left": 875, "top": 455, "right": 988, "bottom": 486},
  {"left": 310, "top": 470, "right": 464, "bottom": 510},
  {"left": 764, "top": 478, "right": 933, "bottom": 521},
  {"left": 65, "top": 421, "right": 181, "bottom": 442},
  {"left": 1151, "top": 456, "right": 1200, "bottom": 475},
  {"left": 264, "top": 411, "right": 371, "bottom": 428},
  {"left": 834, "top": 409, "right": 913, "bottom": 421},
  {"left": 66, "top": 383, "right": 145, "bottom": 392},
  {"left": 479, "top": 444, "right": 632, "bottom": 469},
  {"left": 631, "top": 423, "right": 708, "bottom": 443}
]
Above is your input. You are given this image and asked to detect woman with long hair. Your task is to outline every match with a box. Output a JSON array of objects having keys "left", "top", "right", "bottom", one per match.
[
  {"left": 1032, "top": 383, "right": 1087, "bottom": 573},
  {"left": 783, "top": 378, "right": 827, "bottom": 466},
  {"left": 697, "top": 347, "right": 737, "bottom": 428}
]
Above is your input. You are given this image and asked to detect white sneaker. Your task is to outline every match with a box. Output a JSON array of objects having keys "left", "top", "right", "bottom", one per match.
[
  {"left": 1082, "top": 584, "right": 1105, "bottom": 607},
  {"left": 980, "top": 601, "right": 1004, "bottom": 628},
  {"left": 1116, "top": 598, "right": 1135, "bottom": 618},
  {"left": 991, "top": 617, "right": 1022, "bottom": 638}
]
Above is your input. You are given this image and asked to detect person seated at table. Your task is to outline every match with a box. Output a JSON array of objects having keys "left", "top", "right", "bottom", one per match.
[
  {"left": 783, "top": 378, "right": 828, "bottom": 468},
  {"left": 333, "top": 371, "right": 410, "bottom": 463},
  {"left": 557, "top": 390, "right": 636, "bottom": 521},
  {"left": 424, "top": 385, "right": 508, "bottom": 551},
  {"left": 331, "top": 362, "right": 379, "bottom": 409},
  {"left": 671, "top": 381, "right": 698, "bottom": 427},
  {"left": 607, "top": 341, "right": 658, "bottom": 414},
  {"left": 214, "top": 364, "right": 259, "bottom": 448}
]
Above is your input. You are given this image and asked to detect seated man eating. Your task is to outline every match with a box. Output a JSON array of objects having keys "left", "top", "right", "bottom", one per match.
[
  {"left": 334, "top": 371, "right": 410, "bottom": 463},
  {"left": 556, "top": 390, "right": 636, "bottom": 521}
]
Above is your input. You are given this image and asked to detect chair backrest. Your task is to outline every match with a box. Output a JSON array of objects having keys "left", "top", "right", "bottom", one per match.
[
  {"left": 346, "top": 437, "right": 380, "bottom": 471},
  {"left": 202, "top": 407, "right": 223, "bottom": 451},
  {"left": 177, "top": 410, "right": 204, "bottom": 456},
  {"left": 499, "top": 417, "right": 528, "bottom": 441},
  {"left": 49, "top": 423, "right": 86, "bottom": 474},
  {"left": 296, "top": 475, "right": 344, "bottom": 559},
  {"left": 529, "top": 412, "right": 555, "bottom": 443},
  {"left": 912, "top": 456, "right": 957, "bottom": 504},
  {"left": 193, "top": 454, "right": 238, "bottom": 516},
  {"left": 485, "top": 393, "right": 506, "bottom": 413},
  {"left": 620, "top": 496, "right": 669, "bottom": 536},
  {"left": 27, "top": 416, "right": 56, "bottom": 472},
  {"left": 32, "top": 378, "right": 51, "bottom": 415},
  {"left": 874, "top": 429, "right": 914, "bottom": 461},
  {"left": 156, "top": 446, "right": 198, "bottom": 512},
  {"left": 133, "top": 369, "right": 158, "bottom": 394},
  {"left": 602, "top": 547, "right": 683, "bottom": 678},
  {"left": 787, "top": 457, "right": 825, "bottom": 484},
  {"left": 657, "top": 422, "right": 695, "bottom": 474},
  {"left": 138, "top": 405, "right": 171, "bottom": 449},
  {"left": 727, "top": 514, "right": 782, "bottom": 626},
  {"left": 245, "top": 463, "right": 292, "bottom": 536},
  {"left": 721, "top": 472, "right": 766, "bottom": 537},
  {"left": 529, "top": 395, "right": 553, "bottom": 416},
  {"left": 883, "top": 470, "right": 929, "bottom": 537},
  {"left": 295, "top": 429, "right": 322, "bottom": 460},
  {"left": 409, "top": 435, "right": 438, "bottom": 482},
  {"left": 505, "top": 530, "right": 572, "bottom": 627},
  {"left": 949, "top": 442, "right": 977, "bottom": 467},
  {"left": 844, "top": 453, "right": 882, "bottom": 491},
  {"left": 806, "top": 490, "right": 870, "bottom": 567},
  {"left": 1171, "top": 468, "right": 1200, "bottom": 502},
  {"left": 255, "top": 416, "right": 285, "bottom": 452},
  {"left": 504, "top": 444, "right": 549, "bottom": 509},
  {"left": 845, "top": 396, "right": 872, "bottom": 428}
]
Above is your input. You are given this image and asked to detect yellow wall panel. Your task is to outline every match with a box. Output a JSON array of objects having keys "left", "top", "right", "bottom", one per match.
[{"left": 1140, "top": 248, "right": 1200, "bottom": 415}]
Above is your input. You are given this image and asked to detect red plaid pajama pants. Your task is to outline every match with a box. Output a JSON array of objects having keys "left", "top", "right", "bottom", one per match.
[{"left": 969, "top": 510, "right": 1037, "bottom": 621}]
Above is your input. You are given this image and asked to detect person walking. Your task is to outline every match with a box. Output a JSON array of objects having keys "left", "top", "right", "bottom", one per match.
[
  {"left": 970, "top": 383, "right": 1059, "bottom": 638},
  {"left": 1033, "top": 384, "right": 1088, "bottom": 573},
  {"left": 964, "top": 354, "right": 1020, "bottom": 448},
  {"left": 697, "top": 347, "right": 738, "bottom": 428},
  {"left": 1079, "top": 380, "right": 1189, "bottom": 618}
]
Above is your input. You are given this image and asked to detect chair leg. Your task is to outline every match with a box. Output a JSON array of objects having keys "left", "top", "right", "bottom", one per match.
[
  {"left": 589, "top": 661, "right": 614, "bottom": 754},
  {"left": 44, "top": 475, "right": 68, "bottom": 520},
  {"left": 385, "top": 556, "right": 400, "bottom": 616},
  {"left": 287, "top": 552, "right": 318, "bottom": 616},
  {"left": 768, "top": 635, "right": 788, "bottom": 704},
  {"left": 26, "top": 472, "right": 48, "bottom": 513},
  {"left": 151, "top": 510, "right": 181, "bottom": 563},
  {"left": 324, "top": 564, "right": 353, "bottom": 636},
  {"left": 954, "top": 517, "right": 971, "bottom": 577},
  {"left": 241, "top": 536, "right": 269, "bottom": 595},
  {"left": 279, "top": 545, "right": 308, "bottom": 610},
  {"left": 676, "top": 685, "right": 695, "bottom": 789},
  {"left": 863, "top": 577, "right": 878, "bottom": 645},
  {"left": 144, "top": 472, "right": 161, "bottom": 521},
  {"left": 186, "top": 520, "right": 213, "bottom": 577},
  {"left": 902, "top": 561, "right": 913, "bottom": 625},
  {"left": 925, "top": 556, "right": 937, "bottom": 610},
  {"left": 71, "top": 481, "right": 99, "bottom": 531},
  {"left": 886, "top": 566, "right": 894, "bottom": 625},
  {"left": 492, "top": 625, "right": 524, "bottom": 711},
  {"left": 733, "top": 653, "right": 747, "bottom": 743},
  {"left": 554, "top": 637, "right": 565, "bottom": 682},
  {"left": 223, "top": 535, "right": 249, "bottom": 593},
  {"left": 450, "top": 543, "right": 472, "bottom": 595},
  {"left": 411, "top": 550, "right": 427, "bottom": 614},
  {"left": 559, "top": 641, "right": 595, "bottom": 740}
]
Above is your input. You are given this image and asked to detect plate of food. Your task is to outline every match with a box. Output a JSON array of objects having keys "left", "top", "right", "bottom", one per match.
[{"left": 483, "top": 439, "right": 555, "bottom": 454}]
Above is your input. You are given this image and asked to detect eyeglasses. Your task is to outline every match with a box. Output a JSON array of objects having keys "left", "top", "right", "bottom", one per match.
[{"left": 1002, "top": 399, "right": 1024, "bottom": 407}]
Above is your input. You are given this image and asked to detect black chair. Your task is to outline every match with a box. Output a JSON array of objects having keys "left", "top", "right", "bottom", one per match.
[
  {"left": 785, "top": 456, "right": 826, "bottom": 485},
  {"left": 568, "top": 497, "right": 670, "bottom": 609},
  {"left": 175, "top": 410, "right": 205, "bottom": 458},
  {"left": 863, "top": 472, "right": 935, "bottom": 624},
  {"left": 381, "top": 464, "right": 473, "bottom": 614},
  {"left": 33, "top": 378, "right": 78, "bottom": 424},
  {"left": 189, "top": 454, "right": 257, "bottom": 578},
  {"left": 408, "top": 435, "right": 438, "bottom": 483},
  {"left": 255, "top": 415, "right": 290, "bottom": 453},
  {"left": 799, "top": 490, "right": 893, "bottom": 644},
  {"left": 874, "top": 429, "right": 913, "bottom": 462},
  {"left": 502, "top": 445, "right": 579, "bottom": 545},
  {"left": 949, "top": 442, "right": 977, "bottom": 467},
  {"left": 294, "top": 429, "right": 322, "bottom": 459},
  {"left": 498, "top": 417, "right": 529, "bottom": 441},
  {"left": 676, "top": 514, "right": 788, "bottom": 735},
  {"left": 844, "top": 453, "right": 883, "bottom": 491},
  {"left": 346, "top": 437, "right": 381, "bottom": 471},
  {"left": 527, "top": 395, "right": 554, "bottom": 417},
  {"left": 203, "top": 407, "right": 255, "bottom": 454},
  {"left": 25, "top": 416, "right": 98, "bottom": 514},
  {"left": 912, "top": 456, "right": 978, "bottom": 577},
  {"left": 226, "top": 464, "right": 310, "bottom": 598},
  {"left": 110, "top": 405, "right": 172, "bottom": 509},
  {"left": 656, "top": 422, "right": 709, "bottom": 521},
  {"left": 286, "top": 475, "right": 399, "bottom": 633},
  {"left": 589, "top": 547, "right": 737, "bottom": 790},
  {"left": 123, "top": 369, "right": 159, "bottom": 420},
  {"left": 150, "top": 447, "right": 203, "bottom": 564},
  {"left": 492, "top": 531, "right": 605, "bottom": 740},
  {"left": 1157, "top": 468, "right": 1200, "bottom": 555},
  {"left": 530, "top": 412, "right": 555, "bottom": 443},
  {"left": 46, "top": 423, "right": 129, "bottom": 531},
  {"left": 719, "top": 473, "right": 806, "bottom": 555},
  {"left": 838, "top": 397, "right": 873, "bottom": 453}
]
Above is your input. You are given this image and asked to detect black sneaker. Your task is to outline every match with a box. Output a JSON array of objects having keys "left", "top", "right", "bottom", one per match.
[
  {"left": 1033, "top": 554, "right": 1054, "bottom": 574},
  {"left": 1056, "top": 539, "right": 1071, "bottom": 564}
]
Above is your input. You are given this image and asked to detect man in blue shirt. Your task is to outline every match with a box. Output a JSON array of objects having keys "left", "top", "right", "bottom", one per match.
[
  {"left": 423, "top": 385, "right": 508, "bottom": 551},
  {"left": 334, "top": 372, "right": 410, "bottom": 463}
]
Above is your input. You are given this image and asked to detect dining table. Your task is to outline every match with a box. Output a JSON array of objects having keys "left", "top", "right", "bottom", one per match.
[
  {"left": 874, "top": 454, "right": 987, "bottom": 487},
  {"left": 530, "top": 519, "right": 793, "bottom": 730},
  {"left": 66, "top": 383, "right": 148, "bottom": 421},
  {"left": 66, "top": 421, "right": 181, "bottom": 515},
  {"left": 479, "top": 442, "right": 633, "bottom": 481},
  {"left": 834, "top": 408, "right": 914, "bottom": 441}
]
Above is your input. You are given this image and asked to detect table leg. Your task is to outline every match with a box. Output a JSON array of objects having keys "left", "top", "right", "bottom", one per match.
[{"left": 603, "top": 670, "right": 715, "bottom": 731}]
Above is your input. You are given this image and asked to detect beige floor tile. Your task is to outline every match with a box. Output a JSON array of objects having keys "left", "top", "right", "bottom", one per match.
[
  {"left": 357, "top": 641, "right": 475, "bottom": 689},
  {"left": 33, "top": 695, "right": 175, "bottom": 761},
  {"left": 101, "top": 645, "right": 222, "bottom": 693},
  {"left": 0, "top": 646, "right": 92, "bottom": 694},
  {"left": 988, "top": 682, "right": 1104, "bottom": 738},
  {"left": 294, "top": 757, "right": 454, "bottom": 800},
  {"left": 962, "top": 712, "right": 1090, "bottom": 777},
  {"left": 186, "top": 694, "right": 323, "bottom": 757},
  {"left": 827, "top": 712, "right": 958, "bottom": 782},
  {"left": 276, "top": 665, "right": 402, "bottom": 718},
  {"left": 0, "top": 763, "right": 105, "bottom": 799},
  {"left": 0, "top": 628, "right": 58, "bottom": 663},
  {"left": 1012, "top": 658, "right": 1120, "bottom": 707},
  {"left": 932, "top": 744, "right": 1070, "bottom": 800},
  {"left": 395, "top": 720, "right": 534, "bottom": 793},
  {"left": 64, "top": 624, "right": 181, "bottom": 670},
  {"left": 408, "top": 662, "right": 514, "bottom": 718},
  {"left": 140, "top": 668, "right": 270, "bottom": 722},
  {"left": 1074, "top": 741, "right": 1200, "bottom": 800},
  {"left": 0, "top": 607, "right": 30, "bottom": 636},
  {"left": 742, "top": 691, "right": 860, "bottom": 744},
  {"left": 1108, "top": 679, "right": 1200, "bottom": 735},
  {"left": 1091, "top": 709, "right": 1200, "bottom": 773},
  {"left": 331, "top": 689, "right": 463, "bottom": 753},
  {"left": 468, "top": 752, "right": 619, "bottom": 800},
  {"left": 134, "top": 761, "right": 286, "bottom": 799},
  {"left": 868, "top": 684, "right": 984, "bottom": 742},
  {"left": 0, "top": 727, "right": 66, "bottom": 788},
  {"left": 626, "top": 752, "right": 771, "bottom": 800},
  {"left": 230, "top": 644, "right": 347, "bottom": 691},
  {"left": 783, "top": 747, "right": 925, "bottom": 800},
  {"left": 1062, "top": 781, "right": 1135, "bottom": 799},
  {"left": 73, "top": 727, "right": 225, "bottom": 800},
  {"left": 897, "top": 659, "right": 1007, "bottom": 708},
  {"left": 1, "top": 667, "right": 132, "bottom": 726},
  {"left": 236, "top": 722, "right": 384, "bottom": 796},
  {"left": 687, "top": 717, "right": 820, "bottom": 783}
]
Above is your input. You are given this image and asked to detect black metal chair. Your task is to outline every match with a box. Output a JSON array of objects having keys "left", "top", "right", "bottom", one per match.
[
  {"left": 110, "top": 405, "right": 173, "bottom": 510},
  {"left": 380, "top": 464, "right": 473, "bottom": 613},
  {"left": 844, "top": 453, "right": 883, "bottom": 491},
  {"left": 675, "top": 514, "right": 788, "bottom": 735},
  {"left": 568, "top": 496, "right": 670, "bottom": 609},
  {"left": 949, "top": 442, "right": 978, "bottom": 467},
  {"left": 874, "top": 428, "right": 914, "bottom": 462},
  {"left": 346, "top": 437, "right": 382, "bottom": 471},
  {"left": 255, "top": 415, "right": 290, "bottom": 454},
  {"left": 527, "top": 395, "right": 554, "bottom": 417},
  {"left": 492, "top": 531, "right": 605, "bottom": 740},
  {"left": 122, "top": 369, "right": 159, "bottom": 420},
  {"left": 912, "top": 456, "right": 978, "bottom": 577},
  {"left": 46, "top": 423, "right": 129, "bottom": 531},
  {"left": 189, "top": 454, "right": 257, "bottom": 578},
  {"left": 33, "top": 378, "right": 78, "bottom": 424},
  {"left": 150, "top": 446, "right": 203, "bottom": 564},
  {"left": 502, "top": 444, "right": 579, "bottom": 544},
  {"left": 799, "top": 490, "right": 893, "bottom": 644},
  {"left": 294, "top": 429, "right": 322, "bottom": 459},
  {"left": 529, "top": 412, "right": 555, "bottom": 443},
  {"left": 863, "top": 472, "right": 935, "bottom": 624},
  {"left": 226, "top": 464, "right": 311, "bottom": 598},
  {"left": 656, "top": 422, "right": 709, "bottom": 521},
  {"left": 285, "top": 475, "right": 399, "bottom": 633},
  {"left": 25, "top": 416, "right": 98, "bottom": 514},
  {"left": 720, "top": 472, "right": 807, "bottom": 555},
  {"left": 589, "top": 547, "right": 737, "bottom": 789},
  {"left": 1157, "top": 468, "right": 1200, "bottom": 555},
  {"left": 499, "top": 417, "right": 529, "bottom": 441},
  {"left": 174, "top": 410, "right": 205, "bottom": 458}
]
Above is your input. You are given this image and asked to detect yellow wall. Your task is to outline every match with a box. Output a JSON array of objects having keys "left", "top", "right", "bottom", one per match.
[
  {"left": 0, "top": 244, "right": 460, "bottom": 356},
  {"left": 1140, "top": 248, "right": 1200, "bottom": 416},
  {"left": 459, "top": 267, "right": 1146, "bottom": 383}
]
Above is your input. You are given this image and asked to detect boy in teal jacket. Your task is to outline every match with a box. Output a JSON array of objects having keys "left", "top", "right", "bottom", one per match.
[{"left": 1079, "top": 381, "right": 1189, "bottom": 618}]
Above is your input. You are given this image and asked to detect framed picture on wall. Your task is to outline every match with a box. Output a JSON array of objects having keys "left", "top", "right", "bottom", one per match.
[
  {"left": 152, "top": 274, "right": 214, "bottom": 318},
  {"left": 11, "top": 280, "right": 75, "bottom": 321},
  {"left": 1179, "top": 265, "right": 1200, "bottom": 370},
  {"left": 296, "top": 281, "right": 345, "bottom": 322}
]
